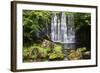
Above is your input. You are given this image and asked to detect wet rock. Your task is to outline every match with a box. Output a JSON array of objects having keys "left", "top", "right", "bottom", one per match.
[{"left": 41, "top": 39, "right": 55, "bottom": 48}]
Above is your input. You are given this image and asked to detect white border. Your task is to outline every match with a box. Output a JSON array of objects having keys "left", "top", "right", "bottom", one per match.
[{"left": 17, "top": 3, "right": 96, "bottom": 69}]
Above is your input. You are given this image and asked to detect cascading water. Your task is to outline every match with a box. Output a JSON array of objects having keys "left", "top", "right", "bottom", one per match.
[
  {"left": 60, "top": 12, "right": 68, "bottom": 43},
  {"left": 51, "top": 12, "right": 75, "bottom": 46},
  {"left": 67, "top": 14, "right": 75, "bottom": 43},
  {"left": 51, "top": 12, "right": 57, "bottom": 42}
]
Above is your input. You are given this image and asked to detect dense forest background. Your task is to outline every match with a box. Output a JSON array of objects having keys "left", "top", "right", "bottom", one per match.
[{"left": 23, "top": 10, "right": 91, "bottom": 46}]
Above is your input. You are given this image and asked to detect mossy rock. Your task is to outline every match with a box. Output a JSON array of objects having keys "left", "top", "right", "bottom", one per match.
[
  {"left": 48, "top": 52, "right": 64, "bottom": 61},
  {"left": 67, "top": 50, "right": 82, "bottom": 60},
  {"left": 49, "top": 53, "right": 57, "bottom": 60}
]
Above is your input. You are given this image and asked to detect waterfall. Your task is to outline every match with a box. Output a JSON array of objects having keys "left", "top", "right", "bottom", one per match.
[
  {"left": 67, "top": 14, "right": 75, "bottom": 43},
  {"left": 60, "top": 12, "right": 67, "bottom": 43},
  {"left": 51, "top": 12, "right": 57, "bottom": 42},
  {"left": 51, "top": 12, "right": 75, "bottom": 44}
]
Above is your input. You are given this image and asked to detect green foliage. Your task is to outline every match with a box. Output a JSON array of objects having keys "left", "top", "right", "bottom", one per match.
[
  {"left": 74, "top": 13, "right": 91, "bottom": 31},
  {"left": 48, "top": 44, "right": 64, "bottom": 60},
  {"left": 76, "top": 47, "right": 87, "bottom": 52},
  {"left": 23, "top": 43, "right": 64, "bottom": 62},
  {"left": 49, "top": 53, "right": 58, "bottom": 60},
  {"left": 57, "top": 53, "right": 65, "bottom": 59},
  {"left": 23, "top": 10, "right": 52, "bottom": 46},
  {"left": 23, "top": 43, "right": 89, "bottom": 62},
  {"left": 23, "top": 47, "right": 30, "bottom": 60},
  {"left": 48, "top": 52, "right": 64, "bottom": 60},
  {"left": 53, "top": 45, "right": 62, "bottom": 53}
]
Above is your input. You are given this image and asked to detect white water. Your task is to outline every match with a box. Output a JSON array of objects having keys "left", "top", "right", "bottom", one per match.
[{"left": 51, "top": 12, "right": 75, "bottom": 44}]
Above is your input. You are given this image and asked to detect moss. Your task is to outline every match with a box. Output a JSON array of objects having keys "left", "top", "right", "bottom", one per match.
[
  {"left": 66, "top": 47, "right": 87, "bottom": 60},
  {"left": 49, "top": 53, "right": 57, "bottom": 60}
]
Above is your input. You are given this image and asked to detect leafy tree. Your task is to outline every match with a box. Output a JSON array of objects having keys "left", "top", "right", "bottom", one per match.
[
  {"left": 23, "top": 10, "right": 52, "bottom": 46},
  {"left": 74, "top": 13, "right": 91, "bottom": 31}
]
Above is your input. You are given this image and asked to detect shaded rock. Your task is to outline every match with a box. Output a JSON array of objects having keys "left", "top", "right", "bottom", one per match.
[
  {"left": 82, "top": 51, "right": 91, "bottom": 59},
  {"left": 41, "top": 39, "right": 55, "bottom": 49}
]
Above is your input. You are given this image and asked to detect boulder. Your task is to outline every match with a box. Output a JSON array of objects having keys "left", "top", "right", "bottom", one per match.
[{"left": 41, "top": 39, "right": 55, "bottom": 49}]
